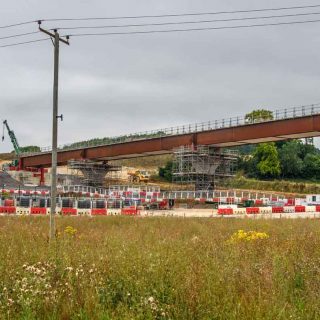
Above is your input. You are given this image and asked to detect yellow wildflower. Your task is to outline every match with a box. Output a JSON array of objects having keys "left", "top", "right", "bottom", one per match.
[
  {"left": 64, "top": 226, "right": 77, "bottom": 236},
  {"left": 228, "top": 230, "right": 269, "bottom": 243}
]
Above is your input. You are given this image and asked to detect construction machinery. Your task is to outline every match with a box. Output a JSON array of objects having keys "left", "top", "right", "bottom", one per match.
[
  {"left": 2, "top": 120, "right": 20, "bottom": 168},
  {"left": 128, "top": 170, "right": 150, "bottom": 183},
  {"left": 2, "top": 120, "right": 46, "bottom": 185}
]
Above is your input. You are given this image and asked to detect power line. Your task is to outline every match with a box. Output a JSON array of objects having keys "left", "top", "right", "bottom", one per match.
[
  {"left": 0, "top": 31, "right": 39, "bottom": 40},
  {"left": 2, "top": 11, "right": 319, "bottom": 43},
  {"left": 1, "top": 4, "right": 320, "bottom": 30},
  {"left": 0, "top": 38, "right": 49, "bottom": 48},
  {"left": 42, "top": 4, "right": 320, "bottom": 22},
  {"left": 54, "top": 11, "right": 320, "bottom": 31},
  {"left": 2, "top": 10, "right": 320, "bottom": 47},
  {"left": 66, "top": 18, "right": 320, "bottom": 38},
  {"left": 0, "top": 20, "right": 37, "bottom": 29},
  {"left": 1, "top": 18, "right": 319, "bottom": 47}
]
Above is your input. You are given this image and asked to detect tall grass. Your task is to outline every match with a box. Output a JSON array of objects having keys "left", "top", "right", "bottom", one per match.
[{"left": 0, "top": 217, "right": 320, "bottom": 319}]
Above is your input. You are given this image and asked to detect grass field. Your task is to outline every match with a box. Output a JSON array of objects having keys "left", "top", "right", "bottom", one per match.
[{"left": 1, "top": 217, "right": 320, "bottom": 319}]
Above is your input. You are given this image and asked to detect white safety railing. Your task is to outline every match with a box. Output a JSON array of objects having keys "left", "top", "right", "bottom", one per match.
[{"left": 58, "top": 185, "right": 287, "bottom": 202}]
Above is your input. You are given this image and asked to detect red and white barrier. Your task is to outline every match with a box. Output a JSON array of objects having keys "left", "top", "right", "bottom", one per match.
[
  {"left": 0, "top": 206, "right": 16, "bottom": 214},
  {"left": 121, "top": 207, "right": 140, "bottom": 215},
  {"left": 217, "top": 205, "right": 320, "bottom": 216},
  {"left": 16, "top": 207, "right": 31, "bottom": 215},
  {"left": 61, "top": 208, "right": 78, "bottom": 216},
  {"left": 91, "top": 208, "right": 107, "bottom": 216},
  {"left": 30, "top": 207, "right": 47, "bottom": 215}
]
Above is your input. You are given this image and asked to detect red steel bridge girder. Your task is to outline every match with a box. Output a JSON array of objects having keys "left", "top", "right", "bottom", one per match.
[{"left": 20, "top": 115, "right": 320, "bottom": 169}]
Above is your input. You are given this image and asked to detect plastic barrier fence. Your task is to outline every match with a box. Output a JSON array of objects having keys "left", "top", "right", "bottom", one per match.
[
  {"left": 284, "top": 206, "right": 295, "bottom": 213},
  {"left": 306, "top": 206, "right": 316, "bottom": 212},
  {"left": 121, "top": 207, "right": 140, "bottom": 215},
  {"left": 16, "top": 207, "right": 31, "bottom": 215},
  {"left": 1, "top": 205, "right": 320, "bottom": 216},
  {"left": 61, "top": 208, "right": 78, "bottom": 216},
  {"left": 91, "top": 209, "right": 107, "bottom": 216},
  {"left": 0, "top": 206, "right": 16, "bottom": 214},
  {"left": 233, "top": 208, "right": 246, "bottom": 214},
  {"left": 217, "top": 208, "right": 233, "bottom": 215},
  {"left": 272, "top": 207, "right": 284, "bottom": 213},
  {"left": 295, "top": 206, "right": 306, "bottom": 213},
  {"left": 30, "top": 207, "right": 47, "bottom": 215},
  {"left": 246, "top": 207, "right": 260, "bottom": 214}
]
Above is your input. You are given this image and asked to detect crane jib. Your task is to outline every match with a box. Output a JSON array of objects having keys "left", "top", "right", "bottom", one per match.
[{"left": 2, "top": 120, "right": 21, "bottom": 156}]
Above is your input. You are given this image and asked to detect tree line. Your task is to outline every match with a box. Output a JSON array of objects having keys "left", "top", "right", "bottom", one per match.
[
  {"left": 238, "top": 109, "right": 320, "bottom": 180},
  {"left": 238, "top": 140, "right": 320, "bottom": 180},
  {"left": 159, "top": 109, "right": 320, "bottom": 182}
]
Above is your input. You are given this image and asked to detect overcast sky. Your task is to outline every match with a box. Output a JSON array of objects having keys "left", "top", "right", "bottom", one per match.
[{"left": 1, "top": 0, "right": 320, "bottom": 152}]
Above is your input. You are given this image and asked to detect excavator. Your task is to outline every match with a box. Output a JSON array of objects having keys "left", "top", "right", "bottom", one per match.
[{"left": 128, "top": 170, "right": 150, "bottom": 183}]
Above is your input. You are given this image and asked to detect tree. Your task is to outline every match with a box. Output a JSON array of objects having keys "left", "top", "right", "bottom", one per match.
[
  {"left": 300, "top": 143, "right": 319, "bottom": 159},
  {"left": 303, "top": 153, "right": 320, "bottom": 179},
  {"left": 19, "top": 145, "right": 41, "bottom": 153},
  {"left": 159, "top": 161, "right": 173, "bottom": 181},
  {"left": 279, "top": 140, "right": 304, "bottom": 178},
  {"left": 245, "top": 109, "right": 273, "bottom": 123},
  {"left": 253, "top": 143, "right": 281, "bottom": 178}
]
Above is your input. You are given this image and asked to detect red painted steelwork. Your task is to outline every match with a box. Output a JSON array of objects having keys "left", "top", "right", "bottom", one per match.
[{"left": 20, "top": 115, "right": 320, "bottom": 168}]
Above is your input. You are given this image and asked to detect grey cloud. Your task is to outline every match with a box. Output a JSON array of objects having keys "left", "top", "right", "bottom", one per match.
[{"left": 1, "top": 0, "right": 320, "bottom": 152}]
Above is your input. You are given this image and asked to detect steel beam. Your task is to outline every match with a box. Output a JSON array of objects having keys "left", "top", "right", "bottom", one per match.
[{"left": 20, "top": 115, "right": 320, "bottom": 168}]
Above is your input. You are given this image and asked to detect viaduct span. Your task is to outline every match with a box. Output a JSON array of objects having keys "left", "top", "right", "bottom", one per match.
[{"left": 20, "top": 105, "right": 320, "bottom": 169}]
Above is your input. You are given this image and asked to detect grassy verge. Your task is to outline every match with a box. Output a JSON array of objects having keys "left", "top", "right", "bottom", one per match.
[
  {"left": 223, "top": 176, "right": 320, "bottom": 195},
  {"left": 1, "top": 217, "right": 320, "bottom": 319}
]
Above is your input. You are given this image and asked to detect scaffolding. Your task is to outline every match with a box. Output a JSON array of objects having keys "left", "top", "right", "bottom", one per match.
[
  {"left": 172, "top": 145, "right": 238, "bottom": 191},
  {"left": 67, "top": 160, "right": 121, "bottom": 187}
]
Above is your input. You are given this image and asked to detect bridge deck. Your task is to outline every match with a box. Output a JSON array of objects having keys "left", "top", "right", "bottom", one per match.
[{"left": 20, "top": 114, "right": 320, "bottom": 168}]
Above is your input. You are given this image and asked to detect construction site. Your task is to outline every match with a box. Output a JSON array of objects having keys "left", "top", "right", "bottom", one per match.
[{"left": 2, "top": 105, "right": 320, "bottom": 217}]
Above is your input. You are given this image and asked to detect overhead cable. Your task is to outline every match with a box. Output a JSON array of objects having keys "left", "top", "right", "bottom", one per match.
[
  {"left": 66, "top": 19, "right": 320, "bottom": 38},
  {"left": 0, "top": 31, "right": 39, "bottom": 40},
  {"left": 0, "top": 20, "right": 37, "bottom": 29},
  {"left": 53, "top": 11, "right": 320, "bottom": 30},
  {"left": 41, "top": 4, "right": 320, "bottom": 22},
  {"left": 0, "top": 38, "right": 49, "bottom": 48}
]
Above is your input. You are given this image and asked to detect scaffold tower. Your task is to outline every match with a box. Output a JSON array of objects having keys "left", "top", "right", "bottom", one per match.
[
  {"left": 67, "top": 160, "right": 121, "bottom": 187},
  {"left": 172, "top": 145, "right": 238, "bottom": 190}
]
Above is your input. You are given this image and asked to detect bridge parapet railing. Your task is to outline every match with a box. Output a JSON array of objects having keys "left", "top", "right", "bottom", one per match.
[{"left": 20, "top": 104, "right": 320, "bottom": 156}]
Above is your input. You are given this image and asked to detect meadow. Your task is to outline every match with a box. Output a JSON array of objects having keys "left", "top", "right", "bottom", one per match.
[{"left": 0, "top": 216, "right": 320, "bottom": 319}]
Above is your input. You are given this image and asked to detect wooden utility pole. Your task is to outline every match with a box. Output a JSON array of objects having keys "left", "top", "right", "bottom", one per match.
[{"left": 39, "top": 22, "right": 69, "bottom": 240}]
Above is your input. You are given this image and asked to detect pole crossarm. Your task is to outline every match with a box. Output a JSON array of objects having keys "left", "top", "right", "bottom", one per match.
[{"left": 38, "top": 21, "right": 70, "bottom": 45}]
